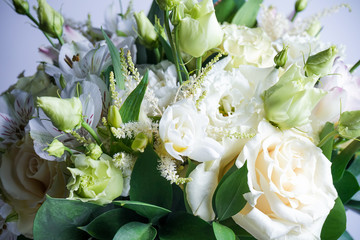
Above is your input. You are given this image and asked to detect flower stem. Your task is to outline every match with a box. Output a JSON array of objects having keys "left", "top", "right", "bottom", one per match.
[
  {"left": 317, "top": 130, "right": 338, "bottom": 148},
  {"left": 57, "top": 35, "right": 65, "bottom": 46},
  {"left": 350, "top": 59, "right": 360, "bottom": 73},
  {"left": 26, "top": 12, "right": 56, "bottom": 48},
  {"left": 81, "top": 121, "right": 104, "bottom": 150},
  {"left": 196, "top": 56, "right": 202, "bottom": 76},
  {"left": 164, "top": 10, "right": 183, "bottom": 85},
  {"left": 174, "top": 26, "right": 189, "bottom": 80},
  {"left": 291, "top": 12, "right": 298, "bottom": 22}
]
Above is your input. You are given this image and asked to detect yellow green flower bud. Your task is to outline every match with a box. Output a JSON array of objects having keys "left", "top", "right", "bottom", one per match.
[
  {"left": 156, "top": 0, "right": 180, "bottom": 11},
  {"left": 295, "top": 0, "right": 307, "bottom": 12},
  {"left": 85, "top": 143, "right": 103, "bottom": 160},
  {"left": 338, "top": 110, "right": 360, "bottom": 139},
  {"left": 263, "top": 64, "right": 326, "bottom": 129},
  {"left": 107, "top": 105, "right": 122, "bottom": 128},
  {"left": 45, "top": 139, "right": 65, "bottom": 158},
  {"left": 305, "top": 46, "right": 338, "bottom": 77},
  {"left": 131, "top": 132, "right": 149, "bottom": 152},
  {"left": 37, "top": 96, "right": 83, "bottom": 132},
  {"left": 134, "top": 11, "right": 159, "bottom": 49},
  {"left": 67, "top": 154, "right": 123, "bottom": 205},
  {"left": 306, "top": 20, "right": 322, "bottom": 37},
  {"left": 274, "top": 46, "right": 288, "bottom": 69},
  {"left": 178, "top": 0, "right": 223, "bottom": 58},
  {"left": 37, "top": 0, "right": 64, "bottom": 38},
  {"left": 12, "top": 0, "right": 29, "bottom": 15}
]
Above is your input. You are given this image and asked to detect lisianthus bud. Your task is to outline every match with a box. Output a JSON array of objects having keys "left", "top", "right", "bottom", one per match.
[
  {"left": 338, "top": 110, "right": 360, "bottom": 139},
  {"left": 67, "top": 154, "right": 123, "bottom": 205},
  {"left": 37, "top": 0, "right": 64, "bottom": 38},
  {"left": 131, "top": 132, "right": 149, "bottom": 152},
  {"left": 107, "top": 105, "right": 122, "bottom": 128},
  {"left": 178, "top": 0, "right": 223, "bottom": 57},
  {"left": 37, "top": 96, "right": 82, "bottom": 132},
  {"left": 295, "top": 0, "right": 307, "bottom": 12},
  {"left": 85, "top": 143, "right": 103, "bottom": 160},
  {"left": 263, "top": 64, "right": 325, "bottom": 129},
  {"left": 134, "top": 11, "right": 159, "bottom": 49},
  {"left": 12, "top": 0, "right": 29, "bottom": 15},
  {"left": 305, "top": 46, "right": 338, "bottom": 77},
  {"left": 156, "top": 0, "right": 180, "bottom": 11},
  {"left": 274, "top": 46, "right": 288, "bottom": 69},
  {"left": 306, "top": 20, "right": 322, "bottom": 37},
  {"left": 45, "top": 139, "right": 65, "bottom": 158}
]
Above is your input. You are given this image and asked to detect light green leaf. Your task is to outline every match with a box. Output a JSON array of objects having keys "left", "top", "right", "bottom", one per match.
[
  {"left": 319, "top": 122, "right": 335, "bottom": 160},
  {"left": 213, "top": 222, "right": 236, "bottom": 240},
  {"left": 231, "top": 0, "right": 262, "bottom": 27},
  {"left": 219, "top": 218, "right": 253, "bottom": 238},
  {"left": 113, "top": 222, "right": 157, "bottom": 240},
  {"left": 120, "top": 70, "right": 149, "bottom": 123},
  {"left": 101, "top": 28, "right": 125, "bottom": 89},
  {"left": 339, "top": 231, "right": 353, "bottom": 240},
  {"left": 215, "top": 0, "right": 245, "bottom": 23},
  {"left": 320, "top": 198, "right": 346, "bottom": 240},
  {"left": 334, "top": 171, "right": 360, "bottom": 204}
]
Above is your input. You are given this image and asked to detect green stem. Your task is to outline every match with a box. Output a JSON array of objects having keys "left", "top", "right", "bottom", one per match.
[
  {"left": 57, "top": 35, "right": 65, "bottom": 46},
  {"left": 350, "top": 59, "right": 360, "bottom": 73},
  {"left": 317, "top": 130, "right": 338, "bottom": 148},
  {"left": 164, "top": 10, "right": 183, "bottom": 85},
  {"left": 64, "top": 146, "right": 73, "bottom": 156},
  {"left": 81, "top": 121, "right": 104, "bottom": 150},
  {"left": 154, "top": 48, "right": 161, "bottom": 63},
  {"left": 26, "top": 12, "right": 56, "bottom": 48},
  {"left": 174, "top": 26, "right": 189, "bottom": 81},
  {"left": 196, "top": 56, "right": 202, "bottom": 76},
  {"left": 291, "top": 12, "right": 298, "bottom": 22}
]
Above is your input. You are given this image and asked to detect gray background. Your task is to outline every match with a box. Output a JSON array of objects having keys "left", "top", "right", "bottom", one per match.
[{"left": 0, "top": 0, "right": 359, "bottom": 238}]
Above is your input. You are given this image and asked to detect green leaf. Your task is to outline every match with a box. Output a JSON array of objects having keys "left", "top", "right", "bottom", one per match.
[
  {"left": 159, "top": 212, "right": 216, "bottom": 240},
  {"left": 130, "top": 145, "right": 173, "bottom": 209},
  {"left": 213, "top": 222, "right": 236, "bottom": 240},
  {"left": 101, "top": 28, "right": 125, "bottom": 89},
  {"left": 319, "top": 122, "right": 335, "bottom": 160},
  {"left": 320, "top": 198, "right": 346, "bottom": 240},
  {"left": 339, "top": 231, "right": 353, "bottom": 240},
  {"left": 332, "top": 138, "right": 360, "bottom": 182},
  {"left": 219, "top": 218, "right": 253, "bottom": 238},
  {"left": 79, "top": 208, "right": 145, "bottom": 240},
  {"left": 334, "top": 171, "right": 360, "bottom": 204},
  {"left": 114, "top": 200, "right": 171, "bottom": 223},
  {"left": 158, "top": 34, "right": 174, "bottom": 63},
  {"left": 231, "top": 0, "right": 262, "bottom": 27},
  {"left": 346, "top": 200, "right": 360, "bottom": 210},
  {"left": 147, "top": 0, "right": 164, "bottom": 25},
  {"left": 33, "top": 196, "right": 102, "bottom": 240},
  {"left": 171, "top": 183, "right": 187, "bottom": 212},
  {"left": 215, "top": 0, "right": 245, "bottom": 23},
  {"left": 113, "top": 222, "right": 157, "bottom": 240},
  {"left": 213, "top": 162, "right": 249, "bottom": 221},
  {"left": 120, "top": 70, "right": 149, "bottom": 123}
]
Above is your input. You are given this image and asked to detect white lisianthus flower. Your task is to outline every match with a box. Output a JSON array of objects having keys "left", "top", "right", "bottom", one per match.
[
  {"left": 159, "top": 99, "right": 223, "bottom": 162},
  {"left": 221, "top": 24, "right": 276, "bottom": 69},
  {"left": 233, "top": 121, "right": 337, "bottom": 239}
]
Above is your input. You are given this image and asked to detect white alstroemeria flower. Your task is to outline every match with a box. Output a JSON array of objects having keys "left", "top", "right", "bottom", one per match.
[
  {"left": 0, "top": 197, "right": 20, "bottom": 240},
  {"left": 104, "top": 2, "right": 137, "bottom": 38},
  {"left": 159, "top": 99, "right": 223, "bottom": 162},
  {"left": 63, "top": 25, "right": 92, "bottom": 44}
]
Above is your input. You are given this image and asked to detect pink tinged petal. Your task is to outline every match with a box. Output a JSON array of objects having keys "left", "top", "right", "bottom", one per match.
[{"left": 63, "top": 25, "right": 90, "bottom": 44}]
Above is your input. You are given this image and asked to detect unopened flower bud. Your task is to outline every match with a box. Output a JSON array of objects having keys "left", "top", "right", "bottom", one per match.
[
  {"left": 45, "top": 139, "right": 65, "bottom": 158},
  {"left": 338, "top": 110, "right": 360, "bottom": 139},
  {"left": 85, "top": 143, "right": 103, "bottom": 160},
  {"left": 305, "top": 46, "right": 338, "bottom": 77},
  {"left": 12, "top": 0, "right": 29, "bottom": 15},
  {"left": 107, "top": 105, "right": 122, "bottom": 128},
  {"left": 295, "top": 0, "right": 307, "bottom": 12},
  {"left": 306, "top": 20, "right": 322, "bottom": 37},
  {"left": 37, "top": 96, "right": 82, "bottom": 132},
  {"left": 134, "top": 11, "right": 159, "bottom": 49},
  {"left": 274, "top": 46, "right": 288, "bottom": 69},
  {"left": 131, "top": 132, "right": 149, "bottom": 152},
  {"left": 156, "top": 0, "right": 180, "bottom": 11},
  {"left": 37, "top": 0, "right": 64, "bottom": 38}
]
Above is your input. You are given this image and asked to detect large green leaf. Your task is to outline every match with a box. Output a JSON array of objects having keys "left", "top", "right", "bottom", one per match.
[
  {"left": 120, "top": 70, "right": 149, "bottom": 123},
  {"left": 219, "top": 218, "right": 253, "bottom": 238},
  {"left": 212, "top": 221, "right": 236, "bottom": 240},
  {"left": 159, "top": 212, "right": 216, "bottom": 240},
  {"left": 231, "top": 0, "right": 262, "bottom": 27},
  {"left": 114, "top": 200, "right": 171, "bottom": 223},
  {"left": 147, "top": 0, "right": 164, "bottom": 25},
  {"left": 129, "top": 145, "right": 173, "bottom": 209},
  {"left": 339, "top": 231, "right": 354, "bottom": 240},
  {"left": 171, "top": 183, "right": 187, "bottom": 212},
  {"left": 113, "top": 222, "right": 157, "bottom": 240},
  {"left": 212, "top": 162, "right": 249, "bottom": 221},
  {"left": 346, "top": 200, "right": 360, "bottom": 210},
  {"left": 334, "top": 171, "right": 360, "bottom": 204},
  {"left": 33, "top": 196, "right": 102, "bottom": 240},
  {"left": 319, "top": 122, "right": 335, "bottom": 160},
  {"left": 332, "top": 138, "right": 360, "bottom": 182},
  {"left": 102, "top": 28, "right": 125, "bottom": 89},
  {"left": 215, "top": 0, "right": 245, "bottom": 23},
  {"left": 320, "top": 198, "right": 346, "bottom": 240},
  {"left": 79, "top": 208, "right": 145, "bottom": 240},
  {"left": 212, "top": 164, "right": 237, "bottom": 210}
]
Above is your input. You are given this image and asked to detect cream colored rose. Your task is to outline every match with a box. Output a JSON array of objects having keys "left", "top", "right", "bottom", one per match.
[
  {"left": 221, "top": 24, "right": 276, "bottom": 69},
  {"left": 234, "top": 121, "right": 337, "bottom": 239},
  {"left": 0, "top": 135, "right": 67, "bottom": 238}
]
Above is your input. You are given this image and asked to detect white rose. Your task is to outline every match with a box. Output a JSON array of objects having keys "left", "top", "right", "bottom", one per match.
[
  {"left": 159, "top": 99, "right": 223, "bottom": 162},
  {"left": 233, "top": 121, "right": 337, "bottom": 239},
  {"left": 221, "top": 24, "right": 276, "bottom": 69},
  {"left": 0, "top": 135, "right": 68, "bottom": 238}
]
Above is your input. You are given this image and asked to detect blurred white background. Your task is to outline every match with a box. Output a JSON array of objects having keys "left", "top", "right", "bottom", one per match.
[{"left": 0, "top": 0, "right": 359, "bottom": 238}]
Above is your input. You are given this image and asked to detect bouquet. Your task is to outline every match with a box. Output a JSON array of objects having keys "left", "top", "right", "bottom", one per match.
[{"left": 1, "top": 0, "right": 359, "bottom": 239}]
